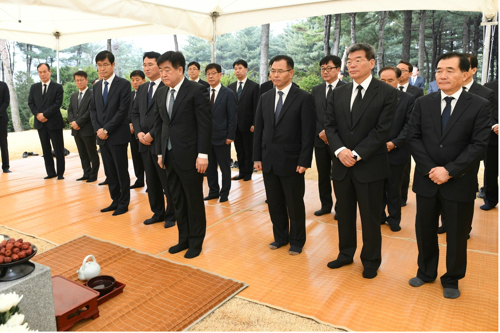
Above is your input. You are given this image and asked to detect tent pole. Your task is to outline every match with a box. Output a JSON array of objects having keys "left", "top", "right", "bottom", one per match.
[
  {"left": 54, "top": 31, "right": 61, "bottom": 83},
  {"left": 481, "top": 14, "right": 497, "bottom": 84},
  {"left": 210, "top": 12, "right": 219, "bottom": 63}
]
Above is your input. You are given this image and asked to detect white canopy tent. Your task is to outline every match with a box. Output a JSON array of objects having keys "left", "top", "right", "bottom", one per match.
[{"left": 0, "top": 0, "right": 498, "bottom": 81}]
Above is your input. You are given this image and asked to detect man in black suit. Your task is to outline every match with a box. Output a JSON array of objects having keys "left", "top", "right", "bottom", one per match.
[
  {"left": 28, "top": 63, "right": 65, "bottom": 179},
  {"left": 187, "top": 61, "right": 210, "bottom": 88},
  {"left": 154, "top": 51, "right": 212, "bottom": 259},
  {"left": 378, "top": 66, "right": 415, "bottom": 232},
  {"left": 0, "top": 81, "right": 10, "bottom": 173},
  {"left": 259, "top": 71, "right": 273, "bottom": 96},
  {"left": 89, "top": 51, "right": 131, "bottom": 216},
  {"left": 324, "top": 43, "right": 397, "bottom": 278},
  {"left": 131, "top": 52, "right": 176, "bottom": 228},
  {"left": 204, "top": 63, "right": 237, "bottom": 203},
  {"left": 254, "top": 55, "right": 315, "bottom": 255},
  {"left": 410, "top": 66, "right": 425, "bottom": 89},
  {"left": 482, "top": 79, "right": 498, "bottom": 211},
  {"left": 229, "top": 59, "right": 259, "bottom": 181},
  {"left": 67, "top": 71, "right": 99, "bottom": 182},
  {"left": 129, "top": 70, "right": 146, "bottom": 189},
  {"left": 396, "top": 60, "right": 424, "bottom": 207},
  {"left": 407, "top": 52, "right": 491, "bottom": 299},
  {"left": 311, "top": 55, "right": 346, "bottom": 217}
]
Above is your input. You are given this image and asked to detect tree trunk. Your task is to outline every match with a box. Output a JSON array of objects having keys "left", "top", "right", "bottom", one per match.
[
  {"left": 377, "top": 12, "right": 388, "bottom": 74},
  {"left": 424, "top": 46, "right": 430, "bottom": 85},
  {"left": 76, "top": 44, "right": 82, "bottom": 66},
  {"left": 259, "top": 24, "right": 270, "bottom": 84},
  {"left": 402, "top": 11, "right": 412, "bottom": 61},
  {"left": 349, "top": 13, "right": 356, "bottom": 45},
  {"left": 323, "top": 15, "right": 331, "bottom": 56},
  {"left": 173, "top": 35, "right": 179, "bottom": 52},
  {"left": 417, "top": 10, "right": 426, "bottom": 78},
  {"left": 340, "top": 48, "right": 348, "bottom": 75},
  {"left": 107, "top": 39, "right": 112, "bottom": 52},
  {"left": 0, "top": 39, "right": 22, "bottom": 132},
  {"left": 332, "top": 14, "right": 341, "bottom": 55},
  {"left": 26, "top": 44, "right": 32, "bottom": 75},
  {"left": 472, "top": 14, "right": 481, "bottom": 56},
  {"left": 490, "top": 27, "right": 498, "bottom": 81},
  {"left": 462, "top": 17, "right": 470, "bottom": 53}
]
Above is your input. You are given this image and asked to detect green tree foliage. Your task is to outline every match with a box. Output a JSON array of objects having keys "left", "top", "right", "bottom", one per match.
[{"left": 12, "top": 72, "right": 35, "bottom": 131}]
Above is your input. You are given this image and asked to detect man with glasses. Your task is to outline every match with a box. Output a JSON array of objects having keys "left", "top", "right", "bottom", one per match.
[
  {"left": 325, "top": 43, "right": 397, "bottom": 278},
  {"left": 254, "top": 55, "right": 315, "bottom": 256},
  {"left": 187, "top": 61, "right": 210, "bottom": 89},
  {"left": 204, "top": 63, "right": 237, "bottom": 203},
  {"left": 89, "top": 50, "right": 131, "bottom": 216},
  {"left": 311, "top": 55, "right": 346, "bottom": 218},
  {"left": 67, "top": 70, "right": 100, "bottom": 183}
]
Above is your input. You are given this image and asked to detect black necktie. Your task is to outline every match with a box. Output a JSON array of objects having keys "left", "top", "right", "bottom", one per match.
[
  {"left": 78, "top": 92, "right": 82, "bottom": 108},
  {"left": 327, "top": 84, "right": 333, "bottom": 101},
  {"left": 237, "top": 82, "right": 243, "bottom": 100},
  {"left": 103, "top": 81, "right": 109, "bottom": 104},
  {"left": 441, "top": 96, "right": 454, "bottom": 134},
  {"left": 399, "top": 86, "right": 404, "bottom": 91},
  {"left": 43, "top": 84, "right": 47, "bottom": 100},
  {"left": 147, "top": 82, "right": 155, "bottom": 107},
  {"left": 210, "top": 89, "right": 216, "bottom": 107},
  {"left": 462, "top": 86, "right": 467, "bottom": 92},
  {"left": 275, "top": 91, "right": 284, "bottom": 124},
  {"left": 351, "top": 85, "right": 363, "bottom": 123}
]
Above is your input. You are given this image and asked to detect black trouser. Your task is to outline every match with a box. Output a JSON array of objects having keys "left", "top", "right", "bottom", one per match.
[
  {"left": 483, "top": 144, "right": 498, "bottom": 206},
  {"left": 234, "top": 128, "right": 254, "bottom": 177},
  {"left": 100, "top": 143, "right": 130, "bottom": 209},
  {"left": 314, "top": 145, "right": 334, "bottom": 211},
  {"left": 130, "top": 133, "right": 145, "bottom": 184},
  {"left": 381, "top": 163, "right": 405, "bottom": 227},
  {"left": 400, "top": 161, "right": 411, "bottom": 203},
  {"left": 207, "top": 143, "right": 232, "bottom": 198},
  {"left": 0, "top": 119, "right": 9, "bottom": 171},
  {"left": 74, "top": 133, "right": 99, "bottom": 179},
  {"left": 38, "top": 125, "right": 65, "bottom": 177}
]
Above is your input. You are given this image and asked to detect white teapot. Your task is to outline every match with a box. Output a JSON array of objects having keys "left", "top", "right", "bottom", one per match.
[{"left": 77, "top": 255, "right": 101, "bottom": 281}]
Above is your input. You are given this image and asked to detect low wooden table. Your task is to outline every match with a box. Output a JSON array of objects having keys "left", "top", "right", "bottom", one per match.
[{"left": 52, "top": 275, "right": 99, "bottom": 331}]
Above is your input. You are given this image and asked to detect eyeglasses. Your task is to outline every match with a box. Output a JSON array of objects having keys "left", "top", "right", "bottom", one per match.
[
  {"left": 97, "top": 63, "right": 112, "bottom": 68},
  {"left": 74, "top": 79, "right": 86, "bottom": 83},
  {"left": 320, "top": 66, "right": 338, "bottom": 73},
  {"left": 399, "top": 69, "right": 409, "bottom": 73},
  {"left": 346, "top": 59, "right": 368, "bottom": 67},
  {"left": 206, "top": 71, "right": 220, "bottom": 77},
  {"left": 270, "top": 69, "right": 292, "bottom": 75}
]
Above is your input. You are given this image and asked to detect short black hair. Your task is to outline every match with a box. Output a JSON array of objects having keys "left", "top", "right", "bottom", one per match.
[
  {"left": 347, "top": 43, "right": 375, "bottom": 61},
  {"left": 320, "top": 55, "right": 341, "bottom": 68},
  {"left": 379, "top": 66, "right": 401, "bottom": 78},
  {"left": 157, "top": 51, "right": 186, "bottom": 74},
  {"left": 73, "top": 70, "right": 88, "bottom": 79},
  {"left": 205, "top": 63, "right": 221, "bottom": 73},
  {"left": 188, "top": 61, "right": 201, "bottom": 70},
  {"left": 233, "top": 59, "right": 248, "bottom": 68},
  {"left": 143, "top": 51, "right": 161, "bottom": 61},
  {"left": 270, "top": 55, "right": 294, "bottom": 69},
  {"left": 37, "top": 63, "right": 50, "bottom": 71},
  {"left": 95, "top": 50, "right": 115, "bottom": 64},
  {"left": 437, "top": 52, "right": 470, "bottom": 72},
  {"left": 398, "top": 60, "right": 413, "bottom": 73},
  {"left": 465, "top": 53, "right": 478, "bottom": 69},
  {"left": 130, "top": 70, "right": 145, "bottom": 79}
]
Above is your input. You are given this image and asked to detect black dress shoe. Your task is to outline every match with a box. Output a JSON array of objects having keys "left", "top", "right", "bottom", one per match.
[
  {"left": 57, "top": 176, "right": 64, "bottom": 180},
  {"left": 401, "top": 201, "right": 407, "bottom": 207},
  {"left": 3, "top": 169, "right": 11, "bottom": 173},
  {"left": 22, "top": 152, "right": 28, "bottom": 158},
  {"left": 164, "top": 221, "right": 175, "bottom": 228},
  {"left": 388, "top": 223, "right": 401, "bottom": 232},
  {"left": 334, "top": 213, "right": 338, "bottom": 220},
  {"left": 437, "top": 226, "right": 446, "bottom": 234},
  {"left": 144, "top": 216, "right": 164, "bottom": 225},
  {"left": 362, "top": 268, "right": 378, "bottom": 279},
  {"left": 112, "top": 207, "right": 128, "bottom": 216},
  {"left": 269, "top": 241, "right": 286, "bottom": 250},
  {"left": 327, "top": 258, "right": 353, "bottom": 269},
  {"left": 204, "top": 194, "right": 219, "bottom": 200},
  {"left": 169, "top": 243, "right": 189, "bottom": 254},
  {"left": 44, "top": 175, "right": 57, "bottom": 179},
  {"left": 101, "top": 205, "right": 118, "bottom": 212},
  {"left": 231, "top": 175, "right": 244, "bottom": 180},
  {"left": 219, "top": 197, "right": 228, "bottom": 203},
  {"left": 130, "top": 182, "right": 145, "bottom": 189},
  {"left": 243, "top": 175, "right": 252, "bottom": 181},
  {"left": 86, "top": 177, "right": 97, "bottom": 183},
  {"left": 184, "top": 248, "right": 201, "bottom": 259},
  {"left": 76, "top": 176, "right": 89, "bottom": 181},
  {"left": 314, "top": 208, "right": 331, "bottom": 216},
  {"left": 480, "top": 202, "right": 496, "bottom": 211},
  {"left": 98, "top": 180, "right": 108, "bottom": 186}
]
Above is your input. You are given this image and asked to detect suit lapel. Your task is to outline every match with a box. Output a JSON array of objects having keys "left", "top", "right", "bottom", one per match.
[
  {"left": 147, "top": 81, "right": 164, "bottom": 112},
  {"left": 212, "top": 87, "right": 224, "bottom": 110},
  {"left": 78, "top": 90, "right": 91, "bottom": 111},
  {"left": 342, "top": 83, "right": 353, "bottom": 128},
  {"left": 275, "top": 85, "right": 298, "bottom": 125},
  {"left": 441, "top": 92, "right": 471, "bottom": 139},
  {"left": 430, "top": 93, "right": 442, "bottom": 138},
  {"left": 103, "top": 79, "right": 119, "bottom": 109},
  {"left": 351, "top": 80, "right": 378, "bottom": 128},
  {"left": 171, "top": 80, "right": 189, "bottom": 121},
  {"left": 95, "top": 81, "right": 104, "bottom": 110}
]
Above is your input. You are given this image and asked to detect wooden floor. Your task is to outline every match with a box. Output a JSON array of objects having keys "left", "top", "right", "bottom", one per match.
[{"left": 0, "top": 154, "right": 497, "bottom": 331}]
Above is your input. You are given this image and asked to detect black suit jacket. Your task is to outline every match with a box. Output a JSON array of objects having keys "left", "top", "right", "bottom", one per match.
[
  {"left": 387, "top": 90, "right": 414, "bottom": 165},
  {"left": 253, "top": 84, "right": 315, "bottom": 177},
  {"left": 0, "top": 82, "right": 9, "bottom": 122},
  {"left": 210, "top": 85, "right": 237, "bottom": 146},
  {"left": 311, "top": 80, "right": 347, "bottom": 148},
  {"left": 154, "top": 79, "right": 212, "bottom": 171},
  {"left": 28, "top": 81, "right": 64, "bottom": 130},
  {"left": 325, "top": 78, "right": 397, "bottom": 183},
  {"left": 407, "top": 91, "right": 491, "bottom": 202},
  {"left": 228, "top": 78, "right": 259, "bottom": 132},
  {"left": 131, "top": 81, "right": 164, "bottom": 153},
  {"left": 484, "top": 80, "right": 498, "bottom": 145},
  {"left": 198, "top": 79, "right": 210, "bottom": 89},
  {"left": 67, "top": 89, "right": 94, "bottom": 137},
  {"left": 89, "top": 76, "right": 131, "bottom": 146},
  {"left": 406, "top": 84, "right": 424, "bottom": 99},
  {"left": 259, "top": 80, "right": 273, "bottom": 95}
]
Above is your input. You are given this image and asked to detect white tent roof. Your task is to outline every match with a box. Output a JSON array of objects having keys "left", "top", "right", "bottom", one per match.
[{"left": 0, "top": 0, "right": 497, "bottom": 50}]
